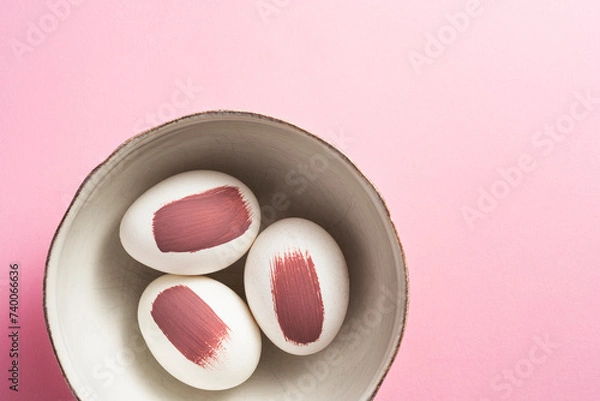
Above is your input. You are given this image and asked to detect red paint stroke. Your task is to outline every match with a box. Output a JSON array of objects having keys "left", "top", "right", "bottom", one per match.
[
  {"left": 270, "top": 250, "right": 324, "bottom": 345},
  {"left": 151, "top": 285, "right": 230, "bottom": 368},
  {"left": 152, "top": 185, "right": 252, "bottom": 253}
]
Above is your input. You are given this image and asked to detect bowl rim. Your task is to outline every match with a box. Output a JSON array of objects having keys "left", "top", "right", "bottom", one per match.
[{"left": 43, "top": 110, "right": 410, "bottom": 401}]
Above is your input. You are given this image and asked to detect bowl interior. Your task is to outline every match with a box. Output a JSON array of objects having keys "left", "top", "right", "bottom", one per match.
[{"left": 45, "top": 112, "right": 407, "bottom": 401}]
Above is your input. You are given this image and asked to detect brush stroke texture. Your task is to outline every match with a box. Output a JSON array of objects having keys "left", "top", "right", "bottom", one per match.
[
  {"left": 151, "top": 285, "right": 230, "bottom": 367},
  {"left": 152, "top": 185, "right": 251, "bottom": 253},
  {"left": 270, "top": 250, "right": 324, "bottom": 345}
]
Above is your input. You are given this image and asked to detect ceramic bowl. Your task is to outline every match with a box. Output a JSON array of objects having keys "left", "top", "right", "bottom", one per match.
[{"left": 44, "top": 111, "right": 408, "bottom": 401}]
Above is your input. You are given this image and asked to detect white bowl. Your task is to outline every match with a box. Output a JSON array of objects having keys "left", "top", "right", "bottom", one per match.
[{"left": 44, "top": 111, "right": 408, "bottom": 401}]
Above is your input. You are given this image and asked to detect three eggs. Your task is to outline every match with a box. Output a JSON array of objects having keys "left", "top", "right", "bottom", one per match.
[{"left": 120, "top": 170, "right": 350, "bottom": 390}]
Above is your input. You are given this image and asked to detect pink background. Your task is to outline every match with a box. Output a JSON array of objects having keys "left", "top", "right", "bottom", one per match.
[{"left": 1, "top": 1, "right": 600, "bottom": 400}]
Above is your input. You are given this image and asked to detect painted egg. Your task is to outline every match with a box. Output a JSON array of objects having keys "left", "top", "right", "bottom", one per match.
[
  {"left": 119, "top": 170, "right": 260, "bottom": 275},
  {"left": 138, "top": 274, "right": 262, "bottom": 390},
  {"left": 244, "top": 217, "right": 349, "bottom": 356}
]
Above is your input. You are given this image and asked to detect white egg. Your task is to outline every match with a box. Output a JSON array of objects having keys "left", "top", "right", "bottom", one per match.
[
  {"left": 138, "top": 275, "right": 262, "bottom": 390},
  {"left": 120, "top": 170, "right": 260, "bottom": 275},
  {"left": 244, "top": 217, "right": 349, "bottom": 356}
]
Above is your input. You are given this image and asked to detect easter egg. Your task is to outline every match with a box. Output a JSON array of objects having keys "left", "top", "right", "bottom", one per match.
[
  {"left": 244, "top": 218, "right": 349, "bottom": 356},
  {"left": 138, "top": 274, "right": 262, "bottom": 390},
  {"left": 120, "top": 170, "right": 260, "bottom": 275}
]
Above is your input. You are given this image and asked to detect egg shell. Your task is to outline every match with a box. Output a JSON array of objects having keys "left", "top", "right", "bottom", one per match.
[
  {"left": 138, "top": 274, "right": 262, "bottom": 390},
  {"left": 244, "top": 217, "right": 349, "bottom": 356},
  {"left": 120, "top": 170, "right": 260, "bottom": 275}
]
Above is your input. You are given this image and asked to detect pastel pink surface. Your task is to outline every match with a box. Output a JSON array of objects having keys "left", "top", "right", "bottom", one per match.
[{"left": 1, "top": 1, "right": 600, "bottom": 400}]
